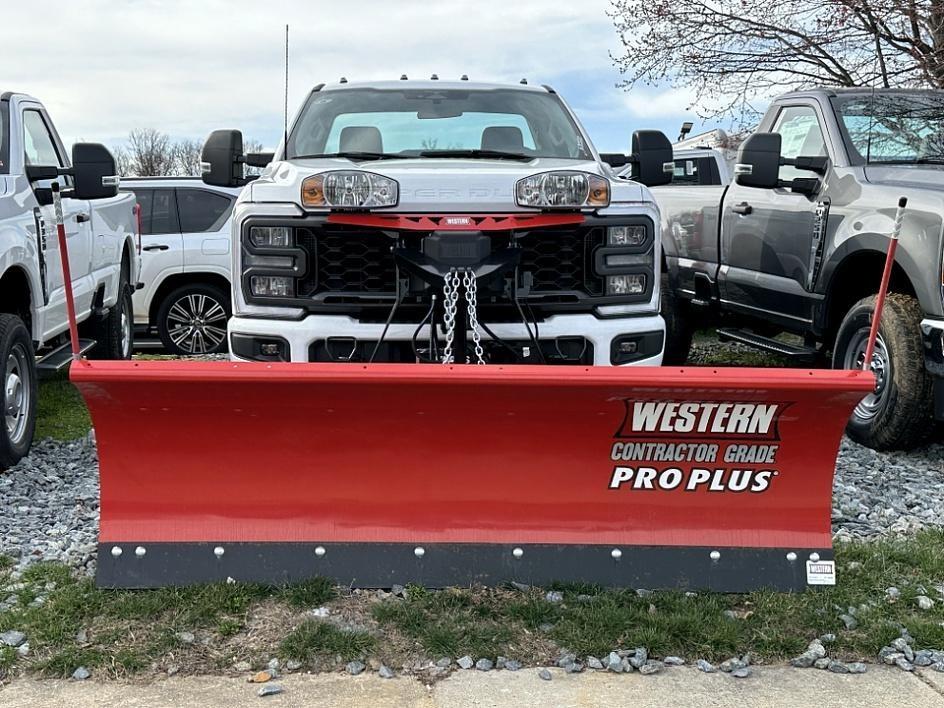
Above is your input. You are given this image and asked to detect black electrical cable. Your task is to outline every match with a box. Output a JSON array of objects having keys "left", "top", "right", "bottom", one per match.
[
  {"left": 512, "top": 266, "right": 545, "bottom": 363},
  {"left": 368, "top": 270, "right": 405, "bottom": 364},
  {"left": 411, "top": 294, "right": 437, "bottom": 362},
  {"left": 479, "top": 320, "right": 521, "bottom": 361}
]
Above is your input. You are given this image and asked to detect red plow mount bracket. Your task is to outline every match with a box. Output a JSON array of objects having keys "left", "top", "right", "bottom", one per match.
[{"left": 72, "top": 361, "right": 874, "bottom": 591}]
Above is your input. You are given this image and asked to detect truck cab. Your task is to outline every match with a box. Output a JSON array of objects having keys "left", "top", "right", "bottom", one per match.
[
  {"left": 202, "top": 79, "right": 671, "bottom": 368},
  {"left": 0, "top": 91, "right": 137, "bottom": 468},
  {"left": 660, "top": 88, "right": 944, "bottom": 449}
]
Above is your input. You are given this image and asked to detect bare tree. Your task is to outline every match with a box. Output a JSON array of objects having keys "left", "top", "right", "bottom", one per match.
[
  {"left": 125, "top": 128, "right": 175, "bottom": 176},
  {"left": 611, "top": 0, "right": 944, "bottom": 123},
  {"left": 172, "top": 138, "right": 204, "bottom": 176}
]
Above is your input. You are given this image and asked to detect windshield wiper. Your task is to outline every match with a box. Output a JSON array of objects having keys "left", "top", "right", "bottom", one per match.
[
  {"left": 418, "top": 149, "right": 532, "bottom": 161},
  {"left": 292, "top": 151, "right": 405, "bottom": 161}
]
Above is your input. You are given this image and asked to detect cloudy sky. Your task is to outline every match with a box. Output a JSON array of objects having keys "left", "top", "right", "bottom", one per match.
[{"left": 4, "top": 0, "right": 709, "bottom": 153}]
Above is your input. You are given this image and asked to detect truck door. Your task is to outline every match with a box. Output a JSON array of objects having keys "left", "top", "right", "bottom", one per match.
[
  {"left": 719, "top": 105, "right": 830, "bottom": 324},
  {"left": 22, "top": 107, "right": 94, "bottom": 333}
]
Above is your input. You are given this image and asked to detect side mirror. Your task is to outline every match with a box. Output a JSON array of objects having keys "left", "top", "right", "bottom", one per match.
[
  {"left": 201, "top": 129, "right": 245, "bottom": 187},
  {"left": 734, "top": 133, "right": 781, "bottom": 189},
  {"left": 72, "top": 143, "right": 119, "bottom": 200},
  {"left": 629, "top": 130, "right": 673, "bottom": 187}
]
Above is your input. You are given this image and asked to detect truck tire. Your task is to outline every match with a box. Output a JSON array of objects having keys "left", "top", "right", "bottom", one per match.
[
  {"left": 832, "top": 293, "right": 934, "bottom": 450},
  {"left": 661, "top": 274, "right": 694, "bottom": 365},
  {"left": 156, "top": 283, "right": 230, "bottom": 356},
  {"left": 0, "top": 314, "right": 37, "bottom": 470},
  {"left": 89, "top": 270, "right": 134, "bottom": 360}
]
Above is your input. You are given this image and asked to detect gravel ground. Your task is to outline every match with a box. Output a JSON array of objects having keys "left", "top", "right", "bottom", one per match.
[{"left": 1, "top": 338, "right": 941, "bottom": 572}]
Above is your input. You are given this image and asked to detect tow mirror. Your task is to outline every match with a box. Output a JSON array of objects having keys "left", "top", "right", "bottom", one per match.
[
  {"left": 734, "top": 133, "right": 781, "bottom": 189},
  {"left": 629, "top": 130, "right": 673, "bottom": 187},
  {"left": 201, "top": 129, "right": 245, "bottom": 187},
  {"left": 72, "top": 143, "right": 119, "bottom": 200}
]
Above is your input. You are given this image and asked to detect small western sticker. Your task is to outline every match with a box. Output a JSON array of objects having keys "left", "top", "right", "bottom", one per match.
[{"left": 806, "top": 560, "right": 836, "bottom": 586}]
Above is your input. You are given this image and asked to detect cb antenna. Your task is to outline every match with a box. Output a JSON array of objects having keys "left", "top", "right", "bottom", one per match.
[{"left": 284, "top": 24, "right": 290, "bottom": 156}]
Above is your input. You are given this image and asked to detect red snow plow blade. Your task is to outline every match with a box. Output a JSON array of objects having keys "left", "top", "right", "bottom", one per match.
[{"left": 73, "top": 360, "right": 873, "bottom": 591}]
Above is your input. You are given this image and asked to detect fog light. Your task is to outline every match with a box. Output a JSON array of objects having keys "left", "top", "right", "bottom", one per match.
[
  {"left": 617, "top": 340, "right": 637, "bottom": 354},
  {"left": 250, "top": 275, "right": 294, "bottom": 297},
  {"left": 260, "top": 342, "right": 281, "bottom": 356},
  {"left": 606, "top": 274, "right": 646, "bottom": 295},
  {"left": 608, "top": 225, "right": 646, "bottom": 246},
  {"left": 249, "top": 226, "right": 292, "bottom": 247}
]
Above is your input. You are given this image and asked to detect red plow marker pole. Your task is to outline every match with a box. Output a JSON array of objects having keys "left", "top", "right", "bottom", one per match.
[
  {"left": 52, "top": 182, "right": 81, "bottom": 359},
  {"left": 862, "top": 197, "right": 907, "bottom": 369}
]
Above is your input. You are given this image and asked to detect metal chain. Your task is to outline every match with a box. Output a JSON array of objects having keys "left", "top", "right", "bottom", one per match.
[
  {"left": 441, "top": 269, "right": 460, "bottom": 364},
  {"left": 463, "top": 270, "right": 486, "bottom": 365}
]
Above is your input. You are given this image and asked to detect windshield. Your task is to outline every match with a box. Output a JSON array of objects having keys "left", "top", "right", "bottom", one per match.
[
  {"left": 832, "top": 92, "right": 944, "bottom": 165},
  {"left": 286, "top": 87, "right": 592, "bottom": 161}
]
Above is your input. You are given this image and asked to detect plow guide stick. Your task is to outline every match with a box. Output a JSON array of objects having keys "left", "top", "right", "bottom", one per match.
[{"left": 73, "top": 362, "right": 873, "bottom": 591}]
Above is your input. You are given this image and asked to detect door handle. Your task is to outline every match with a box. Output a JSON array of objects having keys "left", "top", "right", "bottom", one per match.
[
  {"left": 142, "top": 244, "right": 170, "bottom": 252},
  {"left": 732, "top": 202, "right": 753, "bottom": 215},
  {"left": 75, "top": 213, "right": 90, "bottom": 223}
]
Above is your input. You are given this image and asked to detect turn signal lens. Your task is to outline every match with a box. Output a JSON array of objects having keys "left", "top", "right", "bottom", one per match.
[
  {"left": 515, "top": 171, "right": 610, "bottom": 209},
  {"left": 301, "top": 170, "right": 398, "bottom": 209}
]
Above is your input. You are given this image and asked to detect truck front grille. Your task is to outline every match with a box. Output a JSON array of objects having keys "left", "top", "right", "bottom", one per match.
[{"left": 295, "top": 226, "right": 604, "bottom": 298}]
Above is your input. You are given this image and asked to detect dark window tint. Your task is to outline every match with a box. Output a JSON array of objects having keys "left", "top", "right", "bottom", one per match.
[
  {"left": 129, "top": 188, "right": 179, "bottom": 235},
  {"left": 176, "top": 189, "right": 232, "bottom": 233}
]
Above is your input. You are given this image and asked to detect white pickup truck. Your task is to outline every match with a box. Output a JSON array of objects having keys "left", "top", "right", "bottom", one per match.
[
  {"left": 200, "top": 79, "right": 670, "bottom": 367},
  {"left": 0, "top": 92, "right": 138, "bottom": 468}
]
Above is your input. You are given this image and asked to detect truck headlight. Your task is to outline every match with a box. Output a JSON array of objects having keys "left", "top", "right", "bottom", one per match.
[
  {"left": 515, "top": 171, "right": 609, "bottom": 209},
  {"left": 608, "top": 225, "right": 647, "bottom": 246},
  {"left": 606, "top": 274, "right": 646, "bottom": 295},
  {"left": 250, "top": 275, "right": 294, "bottom": 297},
  {"left": 301, "top": 170, "right": 398, "bottom": 209},
  {"left": 249, "top": 226, "right": 293, "bottom": 248}
]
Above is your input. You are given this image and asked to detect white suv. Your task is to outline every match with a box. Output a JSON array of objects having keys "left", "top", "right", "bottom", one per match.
[{"left": 122, "top": 178, "right": 241, "bottom": 355}]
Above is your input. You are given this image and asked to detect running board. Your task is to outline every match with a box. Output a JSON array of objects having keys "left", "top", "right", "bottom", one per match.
[
  {"left": 37, "top": 339, "right": 96, "bottom": 376},
  {"left": 717, "top": 328, "right": 819, "bottom": 363}
]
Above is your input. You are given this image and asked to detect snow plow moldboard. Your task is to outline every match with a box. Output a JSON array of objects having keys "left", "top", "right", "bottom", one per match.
[{"left": 71, "top": 360, "right": 874, "bottom": 591}]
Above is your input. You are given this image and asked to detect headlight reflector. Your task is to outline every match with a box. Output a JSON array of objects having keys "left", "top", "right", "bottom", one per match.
[
  {"left": 515, "top": 171, "right": 610, "bottom": 209},
  {"left": 249, "top": 226, "right": 293, "bottom": 248},
  {"left": 606, "top": 274, "right": 646, "bottom": 296},
  {"left": 607, "top": 225, "right": 647, "bottom": 246},
  {"left": 301, "top": 170, "right": 398, "bottom": 209}
]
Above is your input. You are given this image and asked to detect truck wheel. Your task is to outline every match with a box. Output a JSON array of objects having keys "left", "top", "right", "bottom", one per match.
[
  {"left": 0, "top": 314, "right": 37, "bottom": 470},
  {"left": 156, "top": 284, "right": 230, "bottom": 356},
  {"left": 833, "top": 293, "right": 934, "bottom": 450},
  {"left": 89, "top": 270, "right": 134, "bottom": 360},
  {"left": 661, "top": 274, "right": 694, "bottom": 365}
]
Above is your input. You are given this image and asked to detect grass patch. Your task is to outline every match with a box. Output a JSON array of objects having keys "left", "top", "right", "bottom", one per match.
[
  {"left": 372, "top": 587, "right": 517, "bottom": 658},
  {"left": 276, "top": 577, "right": 336, "bottom": 608},
  {"left": 36, "top": 373, "right": 91, "bottom": 440},
  {"left": 280, "top": 620, "right": 374, "bottom": 662}
]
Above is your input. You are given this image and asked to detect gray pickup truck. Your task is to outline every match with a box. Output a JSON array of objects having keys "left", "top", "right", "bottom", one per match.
[{"left": 658, "top": 88, "right": 944, "bottom": 450}]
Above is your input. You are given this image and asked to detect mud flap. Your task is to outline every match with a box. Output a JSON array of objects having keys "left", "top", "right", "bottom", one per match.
[{"left": 72, "top": 360, "right": 873, "bottom": 591}]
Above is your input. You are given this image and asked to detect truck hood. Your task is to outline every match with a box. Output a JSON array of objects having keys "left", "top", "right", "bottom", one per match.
[
  {"left": 248, "top": 157, "right": 645, "bottom": 212},
  {"left": 864, "top": 164, "right": 944, "bottom": 191}
]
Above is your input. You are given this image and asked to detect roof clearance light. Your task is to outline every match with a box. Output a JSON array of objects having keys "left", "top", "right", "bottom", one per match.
[
  {"left": 515, "top": 171, "right": 609, "bottom": 209},
  {"left": 301, "top": 171, "right": 399, "bottom": 209}
]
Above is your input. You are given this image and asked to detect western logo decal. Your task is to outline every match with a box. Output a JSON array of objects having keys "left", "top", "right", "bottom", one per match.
[{"left": 607, "top": 399, "right": 791, "bottom": 493}]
